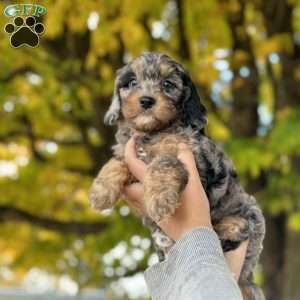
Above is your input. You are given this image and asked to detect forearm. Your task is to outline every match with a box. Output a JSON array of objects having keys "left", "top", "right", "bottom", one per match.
[{"left": 144, "top": 227, "right": 243, "bottom": 300}]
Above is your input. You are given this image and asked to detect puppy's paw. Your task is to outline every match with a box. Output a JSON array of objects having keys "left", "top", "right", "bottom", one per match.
[
  {"left": 89, "top": 178, "right": 118, "bottom": 211},
  {"left": 146, "top": 189, "right": 180, "bottom": 223},
  {"left": 214, "top": 216, "right": 249, "bottom": 241},
  {"left": 152, "top": 229, "right": 174, "bottom": 249}
]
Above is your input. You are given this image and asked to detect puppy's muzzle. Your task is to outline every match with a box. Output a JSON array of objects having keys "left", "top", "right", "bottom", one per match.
[{"left": 139, "top": 96, "right": 156, "bottom": 110}]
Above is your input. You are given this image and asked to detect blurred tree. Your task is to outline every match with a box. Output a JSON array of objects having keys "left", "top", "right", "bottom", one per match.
[{"left": 0, "top": 0, "right": 300, "bottom": 299}]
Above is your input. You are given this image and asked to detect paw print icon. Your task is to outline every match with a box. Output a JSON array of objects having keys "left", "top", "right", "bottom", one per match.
[{"left": 4, "top": 16, "right": 45, "bottom": 48}]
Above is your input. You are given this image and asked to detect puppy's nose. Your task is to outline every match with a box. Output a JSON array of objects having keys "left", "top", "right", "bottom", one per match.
[{"left": 139, "top": 96, "right": 156, "bottom": 109}]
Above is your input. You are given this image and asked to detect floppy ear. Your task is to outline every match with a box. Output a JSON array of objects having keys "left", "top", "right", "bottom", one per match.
[
  {"left": 104, "top": 77, "right": 121, "bottom": 126},
  {"left": 104, "top": 65, "right": 132, "bottom": 125},
  {"left": 181, "top": 73, "right": 207, "bottom": 132},
  {"left": 104, "top": 83, "right": 121, "bottom": 126}
]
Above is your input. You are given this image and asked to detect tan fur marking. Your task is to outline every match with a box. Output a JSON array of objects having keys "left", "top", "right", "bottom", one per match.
[
  {"left": 214, "top": 216, "right": 249, "bottom": 241},
  {"left": 145, "top": 134, "right": 189, "bottom": 157},
  {"left": 121, "top": 91, "right": 141, "bottom": 120},
  {"left": 89, "top": 158, "right": 129, "bottom": 210},
  {"left": 121, "top": 86, "right": 178, "bottom": 132},
  {"left": 159, "top": 63, "right": 174, "bottom": 77}
]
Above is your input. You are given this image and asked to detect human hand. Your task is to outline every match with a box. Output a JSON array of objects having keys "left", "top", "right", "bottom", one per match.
[
  {"left": 224, "top": 239, "right": 249, "bottom": 280},
  {"left": 122, "top": 136, "right": 248, "bottom": 280},
  {"left": 123, "top": 136, "right": 212, "bottom": 241}
]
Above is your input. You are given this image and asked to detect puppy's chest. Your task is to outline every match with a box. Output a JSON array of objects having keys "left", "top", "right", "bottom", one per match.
[{"left": 135, "top": 133, "right": 190, "bottom": 164}]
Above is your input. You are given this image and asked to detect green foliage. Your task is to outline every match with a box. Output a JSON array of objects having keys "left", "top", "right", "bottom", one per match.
[{"left": 1, "top": 0, "right": 300, "bottom": 298}]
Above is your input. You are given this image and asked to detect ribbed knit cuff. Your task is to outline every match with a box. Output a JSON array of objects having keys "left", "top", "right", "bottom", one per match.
[{"left": 144, "top": 227, "right": 238, "bottom": 300}]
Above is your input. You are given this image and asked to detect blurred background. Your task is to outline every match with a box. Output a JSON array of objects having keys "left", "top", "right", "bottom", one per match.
[{"left": 0, "top": 0, "right": 299, "bottom": 299}]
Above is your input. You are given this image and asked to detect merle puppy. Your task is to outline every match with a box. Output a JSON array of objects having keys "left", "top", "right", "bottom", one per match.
[{"left": 89, "top": 52, "right": 265, "bottom": 300}]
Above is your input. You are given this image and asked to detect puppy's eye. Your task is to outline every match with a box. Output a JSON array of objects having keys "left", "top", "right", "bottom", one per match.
[
  {"left": 125, "top": 78, "right": 138, "bottom": 89},
  {"left": 162, "top": 80, "right": 176, "bottom": 92}
]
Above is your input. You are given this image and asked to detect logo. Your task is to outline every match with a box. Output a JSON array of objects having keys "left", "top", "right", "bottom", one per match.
[{"left": 3, "top": 4, "right": 46, "bottom": 48}]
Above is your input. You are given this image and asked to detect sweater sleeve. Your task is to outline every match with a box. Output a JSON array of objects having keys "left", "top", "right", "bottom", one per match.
[{"left": 144, "top": 227, "right": 243, "bottom": 300}]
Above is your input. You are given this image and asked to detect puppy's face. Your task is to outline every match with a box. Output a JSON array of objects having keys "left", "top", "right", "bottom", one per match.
[
  {"left": 104, "top": 52, "right": 207, "bottom": 132},
  {"left": 118, "top": 55, "right": 183, "bottom": 132}
]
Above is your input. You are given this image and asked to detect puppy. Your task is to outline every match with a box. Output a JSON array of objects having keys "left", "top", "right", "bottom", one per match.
[{"left": 89, "top": 52, "right": 265, "bottom": 300}]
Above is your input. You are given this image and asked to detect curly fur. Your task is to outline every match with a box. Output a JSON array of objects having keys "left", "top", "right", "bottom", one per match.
[{"left": 89, "top": 52, "right": 265, "bottom": 300}]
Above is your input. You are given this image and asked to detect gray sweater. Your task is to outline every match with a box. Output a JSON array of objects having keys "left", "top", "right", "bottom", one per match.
[{"left": 144, "top": 228, "right": 243, "bottom": 300}]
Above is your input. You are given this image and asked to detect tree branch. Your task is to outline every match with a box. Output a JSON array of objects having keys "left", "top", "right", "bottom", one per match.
[
  {"left": 0, "top": 130, "right": 25, "bottom": 142},
  {"left": 0, "top": 129, "right": 82, "bottom": 146},
  {"left": 0, "top": 66, "right": 33, "bottom": 83},
  {"left": 18, "top": 115, "right": 47, "bottom": 162},
  {"left": 175, "top": 0, "right": 190, "bottom": 60},
  {"left": 64, "top": 166, "right": 95, "bottom": 176},
  {"left": 0, "top": 205, "right": 109, "bottom": 235}
]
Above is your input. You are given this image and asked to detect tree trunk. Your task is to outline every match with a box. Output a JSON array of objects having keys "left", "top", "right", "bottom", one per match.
[
  {"left": 260, "top": 2, "right": 300, "bottom": 299},
  {"left": 282, "top": 230, "right": 300, "bottom": 300},
  {"left": 226, "top": 0, "right": 259, "bottom": 137},
  {"left": 261, "top": 213, "right": 287, "bottom": 300}
]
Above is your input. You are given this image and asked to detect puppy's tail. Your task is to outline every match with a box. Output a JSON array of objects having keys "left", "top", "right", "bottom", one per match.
[{"left": 239, "top": 282, "right": 265, "bottom": 300}]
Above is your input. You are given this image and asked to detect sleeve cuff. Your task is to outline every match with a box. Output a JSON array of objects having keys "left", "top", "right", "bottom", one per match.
[{"left": 144, "top": 227, "right": 238, "bottom": 300}]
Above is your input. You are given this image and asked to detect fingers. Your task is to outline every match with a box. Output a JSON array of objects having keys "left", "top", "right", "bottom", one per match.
[
  {"left": 123, "top": 183, "right": 146, "bottom": 215},
  {"left": 124, "top": 136, "right": 146, "bottom": 182},
  {"left": 123, "top": 182, "right": 143, "bottom": 202}
]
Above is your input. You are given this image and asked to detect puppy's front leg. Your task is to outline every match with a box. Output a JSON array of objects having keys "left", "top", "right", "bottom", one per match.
[
  {"left": 143, "top": 155, "right": 188, "bottom": 223},
  {"left": 89, "top": 158, "right": 129, "bottom": 210}
]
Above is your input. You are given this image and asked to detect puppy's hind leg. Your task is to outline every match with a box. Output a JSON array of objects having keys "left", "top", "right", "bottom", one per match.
[
  {"left": 214, "top": 216, "right": 250, "bottom": 252},
  {"left": 89, "top": 158, "right": 129, "bottom": 211},
  {"left": 143, "top": 155, "right": 188, "bottom": 223}
]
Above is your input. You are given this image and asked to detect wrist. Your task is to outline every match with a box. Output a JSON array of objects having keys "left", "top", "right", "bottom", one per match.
[
  {"left": 158, "top": 218, "right": 213, "bottom": 241},
  {"left": 175, "top": 222, "right": 213, "bottom": 241}
]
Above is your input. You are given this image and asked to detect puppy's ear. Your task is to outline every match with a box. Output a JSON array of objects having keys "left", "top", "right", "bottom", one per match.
[
  {"left": 104, "top": 83, "right": 121, "bottom": 125},
  {"left": 104, "top": 67, "right": 125, "bottom": 126},
  {"left": 181, "top": 73, "right": 207, "bottom": 131}
]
